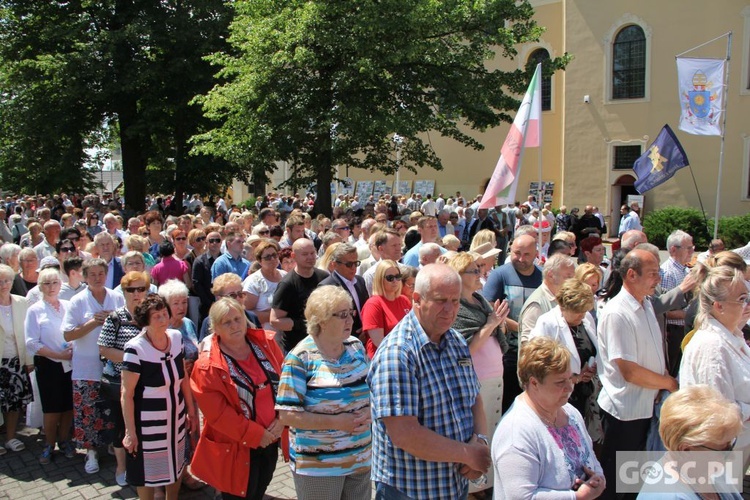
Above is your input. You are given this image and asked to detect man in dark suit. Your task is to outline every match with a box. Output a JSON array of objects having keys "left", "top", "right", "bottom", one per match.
[
  {"left": 318, "top": 243, "right": 370, "bottom": 338},
  {"left": 94, "top": 232, "right": 124, "bottom": 289},
  {"left": 192, "top": 231, "right": 222, "bottom": 323}
]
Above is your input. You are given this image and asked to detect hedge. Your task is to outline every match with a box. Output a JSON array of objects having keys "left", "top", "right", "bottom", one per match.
[{"left": 642, "top": 206, "right": 750, "bottom": 250}]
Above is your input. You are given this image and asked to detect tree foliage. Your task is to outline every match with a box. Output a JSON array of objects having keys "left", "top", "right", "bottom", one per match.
[
  {"left": 0, "top": 0, "right": 234, "bottom": 210},
  {"left": 193, "top": 0, "right": 569, "bottom": 214}
]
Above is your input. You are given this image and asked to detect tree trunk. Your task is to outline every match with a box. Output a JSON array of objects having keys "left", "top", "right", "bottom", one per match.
[
  {"left": 313, "top": 139, "right": 333, "bottom": 217},
  {"left": 117, "top": 100, "right": 147, "bottom": 213}
]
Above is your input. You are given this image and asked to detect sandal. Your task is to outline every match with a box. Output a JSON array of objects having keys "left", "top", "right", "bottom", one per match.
[
  {"left": 182, "top": 475, "right": 207, "bottom": 490},
  {"left": 5, "top": 439, "right": 25, "bottom": 452}
]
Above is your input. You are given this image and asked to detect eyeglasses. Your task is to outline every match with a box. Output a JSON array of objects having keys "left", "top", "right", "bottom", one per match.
[
  {"left": 175, "top": 237, "right": 187, "bottom": 241},
  {"left": 331, "top": 309, "right": 356, "bottom": 320},
  {"left": 675, "top": 245, "right": 695, "bottom": 250},
  {"left": 462, "top": 269, "right": 481, "bottom": 275},
  {"left": 195, "top": 236, "right": 206, "bottom": 242},
  {"left": 728, "top": 296, "right": 750, "bottom": 306},
  {"left": 67, "top": 237, "right": 80, "bottom": 242},
  {"left": 221, "top": 291, "right": 244, "bottom": 300},
  {"left": 40, "top": 281, "right": 60, "bottom": 286},
  {"left": 258, "top": 230, "right": 270, "bottom": 235},
  {"left": 0, "top": 279, "right": 13, "bottom": 286},
  {"left": 208, "top": 238, "right": 221, "bottom": 244},
  {"left": 333, "top": 226, "right": 350, "bottom": 231},
  {"left": 124, "top": 286, "right": 148, "bottom": 293},
  {"left": 59, "top": 247, "right": 75, "bottom": 253},
  {"left": 261, "top": 253, "right": 278, "bottom": 261},
  {"left": 699, "top": 438, "right": 737, "bottom": 452},
  {"left": 336, "top": 260, "right": 360, "bottom": 268},
  {"left": 384, "top": 274, "right": 403, "bottom": 282}
]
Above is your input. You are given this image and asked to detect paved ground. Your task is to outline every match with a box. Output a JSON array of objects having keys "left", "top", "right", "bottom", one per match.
[{"left": 0, "top": 425, "right": 297, "bottom": 499}]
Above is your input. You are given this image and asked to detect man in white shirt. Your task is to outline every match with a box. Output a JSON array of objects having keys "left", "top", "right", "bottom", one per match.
[
  {"left": 597, "top": 249, "right": 678, "bottom": 499},
  {"left": 34, "top": 220, "right": 61, "bottom": 260},
  {"left": 420, "top": 194, "right": 437, "bottom": 216}
]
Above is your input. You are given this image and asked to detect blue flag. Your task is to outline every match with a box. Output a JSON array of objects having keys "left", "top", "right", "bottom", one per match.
[{"left": 633, "top": 124, "right": 690, "bottom": 194}]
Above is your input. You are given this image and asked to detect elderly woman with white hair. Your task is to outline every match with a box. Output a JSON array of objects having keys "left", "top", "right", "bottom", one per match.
[
  {"left": 114, "top": 251, "right": 158, "bottom": 295},
  {"left": 0, "top": 264, "right": 32, "bottom": 455},
  {"left": 637, "top": 385, "right": 744, "bottom": 499},
  {"left": 276, "top": 286, "right": 371, "bottom": 500}
]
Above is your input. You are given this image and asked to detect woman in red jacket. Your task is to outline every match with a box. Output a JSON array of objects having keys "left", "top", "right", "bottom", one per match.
[{"left": 190, "top": 297, "right": 288, "bottom": 499}]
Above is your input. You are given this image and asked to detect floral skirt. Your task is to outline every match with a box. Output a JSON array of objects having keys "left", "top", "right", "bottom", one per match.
[
  {"left": 0, "top": 357, "right": 33, "bottom": 413},
  {"left": 73, "top": 380, "right": 115, "bottom": 449}
]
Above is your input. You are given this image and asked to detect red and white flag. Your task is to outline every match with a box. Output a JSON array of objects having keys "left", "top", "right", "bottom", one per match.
[{"left": 480, "top": 63, "right": 541, "bottom": 209}]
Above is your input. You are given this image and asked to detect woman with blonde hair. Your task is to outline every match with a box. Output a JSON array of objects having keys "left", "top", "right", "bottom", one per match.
[
  {"left": 317, "top": 241, "right": 341, "bottom": 272},
  {"left": 637, "top": 385, "right": 743, "bottom": 499},
  {"left": 680, "top": 264, "right": 750, "bottom": 468},
  {"left": 529, "top": 278, "right": 602, "bottom": 443},
  {"left": 449, "top": 252, "right": 509, "bottom": 496},
  {"left": 361, "top": 260, "right": 411, "bottom": 358},
  {"left": 492, "top": 337, "right": 604, "bottom": 498},
  {"left": 276, "top": 286, "right": 371, "bottom": 500}
]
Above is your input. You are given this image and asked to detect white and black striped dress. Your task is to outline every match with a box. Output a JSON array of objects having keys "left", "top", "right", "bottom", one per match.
[{"left": 122, "top": 329, "right": 187, "bottom": 487}]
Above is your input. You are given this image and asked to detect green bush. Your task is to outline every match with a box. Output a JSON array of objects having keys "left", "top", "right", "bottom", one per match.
[
  {"left": 642, "top": 207, "right": 711, "bottom": 250},
  {"left": 716, "top": 213, "right": 750, "bottom": 249},
  {"left": 643, "top": 207, "right": 750, "bottom": 250},
  {"left": 239, "top": 197, "right": 257, "bottom": 212}
]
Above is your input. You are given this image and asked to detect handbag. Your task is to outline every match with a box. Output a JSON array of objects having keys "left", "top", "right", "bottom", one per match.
[{"left": 99, "top": 311, "right": 123, "bottom": 401}]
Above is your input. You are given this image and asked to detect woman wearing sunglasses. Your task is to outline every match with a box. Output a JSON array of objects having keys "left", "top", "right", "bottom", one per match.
[
  {"left": 276, "top": 286, "right": 371, "bottom": 500},
  {"left": 243, "top": 240, "right": 286, "bottom": 335},
  {"left": 448, "top": 252, "right": 509, "bottom": 498},
  {"left": 361, "top": 260, "right": 411, "bottom": 359},
  {"left": 97, "top": 271, "right": 151, "bottom": 487}
]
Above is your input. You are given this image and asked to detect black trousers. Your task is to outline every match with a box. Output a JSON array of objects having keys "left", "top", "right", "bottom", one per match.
[
  {"left": 222, "top": 443, "right": 278, "bottom": 500},
  {"left": 600, "top": 410, "right": 650, "bottom": 500},
  {"left": 665, "top": 324, "right": 685, "bottom": 377}
]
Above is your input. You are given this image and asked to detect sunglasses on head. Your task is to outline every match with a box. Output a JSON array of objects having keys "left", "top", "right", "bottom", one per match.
[
  {"left": 124, "top": 286, "right": 148, "bottom": 293},
  {"left": 336, "top": 260, "right": 360, "bottom": 268},
  {"left": 384, "top": 274, "right": 403, "bottom": 282}
]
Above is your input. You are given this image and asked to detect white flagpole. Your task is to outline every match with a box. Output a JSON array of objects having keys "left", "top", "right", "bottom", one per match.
[
  {"left": 712, "top": 32, "right": 732, "bottom": 239},
  {"left": 537, "top": 71, "right": 544, "bottom": 256}
]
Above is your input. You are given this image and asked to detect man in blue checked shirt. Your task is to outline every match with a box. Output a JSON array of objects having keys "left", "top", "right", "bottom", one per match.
[{"left": 368, "top": 264, "right": 491, "bottom": 500}]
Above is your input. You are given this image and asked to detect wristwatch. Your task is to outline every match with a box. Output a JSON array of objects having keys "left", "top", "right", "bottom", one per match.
[{"left": 474, "top": 433, "right": 489, "bottom": 446}]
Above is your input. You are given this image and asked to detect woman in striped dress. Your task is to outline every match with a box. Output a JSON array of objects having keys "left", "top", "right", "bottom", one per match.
[{"left": 121, "top": 294, "right": 199, "bottom": 499}]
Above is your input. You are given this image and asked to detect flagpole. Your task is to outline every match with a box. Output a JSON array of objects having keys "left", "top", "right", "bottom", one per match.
[
  {"left": 537, "top": 85, "right": 543, "bottom": 256},
  {"left": 712, "top": 32, "right": 732, "bottom": 239},
  {"left": 687, "top": 165, "right": 710, "bottom": 235},
  {"left": 675, "top": 31, "right": 732, "bottom": 58}
]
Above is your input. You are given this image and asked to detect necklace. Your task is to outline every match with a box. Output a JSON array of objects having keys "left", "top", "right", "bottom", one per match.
[
  {"left": 146, "top": 332, "right": 170, "bottom": 352},
  {"left": 526, "top": 393, "right": 559, "bottom": 428}
]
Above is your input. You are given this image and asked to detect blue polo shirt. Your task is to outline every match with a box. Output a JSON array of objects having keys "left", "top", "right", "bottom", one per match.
[{"left": 210, "top": 251, "right": 250, "bottom": 281}]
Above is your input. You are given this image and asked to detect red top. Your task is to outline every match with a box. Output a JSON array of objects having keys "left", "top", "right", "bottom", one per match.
[
  {"left": 361, "top": 294, "right": 412, "bottom": 358},
  {"left": 236, "top": 355, "right": 275, "bottom": 429}
]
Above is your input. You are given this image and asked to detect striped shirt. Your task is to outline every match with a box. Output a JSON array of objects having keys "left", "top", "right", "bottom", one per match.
[
  {"left": 660, "top": 258, "right": 688, "bottom": 326},
  {"left": 368, "top": 310, "right": 480, "bottom": 499},
  {"left": 275, "top": 335, "right": 371, "bottom": 476}
]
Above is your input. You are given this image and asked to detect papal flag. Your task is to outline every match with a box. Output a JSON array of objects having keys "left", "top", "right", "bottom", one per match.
[
  {"left": 633, "top": 124, "right": 690, "bottom": 194},
  {"left": 479, "top": 63, "right": 541, "bottom": 209},
  {"left": 676, "top": 57, "right": 725, "bottom": 136}
]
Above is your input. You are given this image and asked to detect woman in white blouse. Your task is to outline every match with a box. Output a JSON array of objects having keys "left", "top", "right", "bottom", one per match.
[
  {"left": 243, "top": 240, "right": 286, "bottom": 332},
  {"left": 680, "top": 264, "right": 750, "bottom": 466},
  {"left": 24, "top": 267, "right": 74, "bottom": 465}
]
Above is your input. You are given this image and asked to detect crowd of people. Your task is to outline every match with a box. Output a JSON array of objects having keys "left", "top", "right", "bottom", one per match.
[{"left": 0, "top": 190, "right": 748, "bottom": 500}]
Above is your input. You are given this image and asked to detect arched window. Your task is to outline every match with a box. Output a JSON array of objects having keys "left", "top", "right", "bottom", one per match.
[
  {"left": 612, "top": 25, "right": 646, "bottom": 99},
  {"left": 528, "top": 48, "right": 551, "bottom": 111}
]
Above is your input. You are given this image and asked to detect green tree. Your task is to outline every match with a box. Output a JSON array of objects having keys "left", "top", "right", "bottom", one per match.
[
  {"left": 0, "top": 0, "right": 233, "bottom": 210},
  {"left": 193, "top": 0, "right": 569, "bottom": 215}
]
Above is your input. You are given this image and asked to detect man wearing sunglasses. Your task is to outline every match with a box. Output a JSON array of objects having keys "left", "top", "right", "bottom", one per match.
[
  {"left": 318, "top": 244, "right": 369, "bottom": 339},
  {"left": 192, "top": 231, "right": 223, "bottom": 322}
]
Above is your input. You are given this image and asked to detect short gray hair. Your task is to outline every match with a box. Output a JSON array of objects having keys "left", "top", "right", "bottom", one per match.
[
  {"left": 304, "top": 286, "right": 352, "bottom": 336},
  {"left": 414, "top": 263, "right": 461, "bottom": 297},
  {"left": 0, "top": 243, "right": 22, "bottom": 264},
  {"left": 331, "top": 243, "right": 357, "bottom": 263},
  {"left": 666, "top": 230, "right": 691, "bottom": 251},
  {"left": 0, "top": 263, "right": 15, "bottom": 281},
  {"left": 158, "top": 279, "right": 190, "bottom": 303},
  {"left": 542, "top": 253, "right": 575, "bottom": 281},
  {"left": 121, "top": 250, "right": 145, "bottom": 267},
  {"left": 634, "top": 243, "right": 660, "bottom": 261}
]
